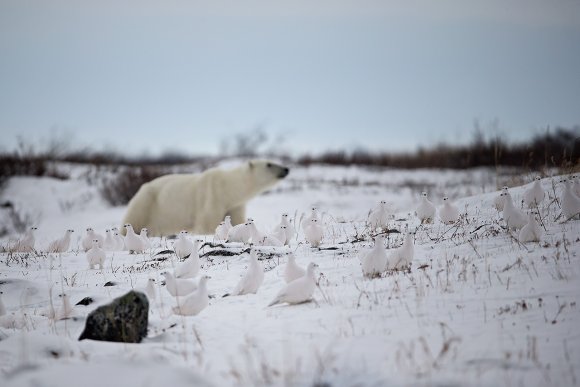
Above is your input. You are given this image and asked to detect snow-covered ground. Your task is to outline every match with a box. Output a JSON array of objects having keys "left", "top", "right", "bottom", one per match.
[{"left": 0, "top": 163, "right": 578, "bottom": 387}]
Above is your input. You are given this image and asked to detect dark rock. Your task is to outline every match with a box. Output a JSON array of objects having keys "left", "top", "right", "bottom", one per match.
[
  {"left": 103, "top": 281, "right": 116, "bottom": 287},
  {"left": 78, "top": 291, "right": 149, "bottom": 343},
  {"left": 76, "top": 297, "right": 94, "bottom": 306}
]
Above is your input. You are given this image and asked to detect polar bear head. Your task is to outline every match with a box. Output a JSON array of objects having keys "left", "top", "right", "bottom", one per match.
[{"left": 247, "top": 160, "right": 289, "bottom": 191}]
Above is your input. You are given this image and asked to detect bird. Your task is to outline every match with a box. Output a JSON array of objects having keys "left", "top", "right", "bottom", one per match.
[
  {"left": 386, "top": 231, "right": 415, "bottom": 270},
  {"left": 173, "top": 276, "right": 210, "bottom": 316},
  {"left": 111, "top": 227, "right": 125, "bottom": 250},
  {"left": 55, "top": 293, "right": 73, "bottom": 320},
  {"left": 230, "top": 249, "right": 264, "bottom": 295},
  {"left": 245, "top": 219, "right": 264, "bottom": 244},
  {"left": 519, "top": 212, "right": 543, "bottom": 243},
  {"left": 174, "top": 230, "right": 194, "bottom": 259},
  {"left": 86, "top": 239, "right": 106, "bottom": 270},
  {"left": 162, "top": 272, "right": 198, "bottom": 297},
  {"left": 368, "top": 201, "right": 391, "bottom": 230},
  {"left": 268, "top": 262, "right": 319, "bottom": 307},
  {"left": 81, "top": 228, "right": 104, "bottom": 251},
  {"left": 227, "top": 221, "right": 251, "bottom": 243},
  {"left": 145, "top": 278, "right": 157, "bottom": 301},
  {"left": 502, "top": 192, "right": 527, "bottom": 230},
  {"left": 283, "top": 252, "right": 306, "bottom": 284},
  {"left": 123, "top": 224, "right": 145, "bottom": 253},
  {"left": 494, "top": 186, "right": 510, "bottom": 211},
  {"left": 8, "top": 226, "right": 37, "bottom": 253},
  {"left": 561, "top": 178, "right": 580, "bottom": 221},
  {"left": 257, "top": 226, "right": 285, "bottom": 247},
  {"left": 214, "top": 215, "right": 233, "bottom": 240},
  {"left": 140, "top": 228, "right": 152, "bottom": 250},
  {"left": 572, "top": 175, "right": 580, "bottom": 197},
  {"left": 304, "top": 218, "right": 323, "bottom": 247},
  {"left": 523, "top": 177, "right": 545, "bottom": 208},
  {"left": 47, "top": 229, "right": 74, "bottom": 253},
  {"left": 301, "top": 207, "right": 320, "bottom": 230},
  {"left": 102, "top": 229, "right": 116, "bottom": 251},
  {"left": 174, "top": 238, "right": 203, "bottom": 278},
  {"left": 439, "top": 197, "right": 459, "bottom": 224},
  {"left": 0, "top": 291, "right": 5, "bottom": 316},
  {"left": 276, "top": 213, "right": 295, "bottom": 245},
  {"left": 361, "top": 235, "right": 388, "bottom": 278},
  {"left": 415, "top": 192, "right": 436, "bottom": 224}
]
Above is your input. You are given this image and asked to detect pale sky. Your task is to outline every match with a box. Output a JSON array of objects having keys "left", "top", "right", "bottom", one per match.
[{"left": 1, "top": 0, "right": 579, "bottom": 156}]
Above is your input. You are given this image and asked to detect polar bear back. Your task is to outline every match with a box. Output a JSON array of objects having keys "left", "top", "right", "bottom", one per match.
[{"left": 122, "top": 160, "right": 288, "bottom": 236}]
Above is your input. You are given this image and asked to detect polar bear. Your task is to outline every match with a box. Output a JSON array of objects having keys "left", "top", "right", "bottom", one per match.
[{"left": 121, "top": 160, "right": 289, "bottom": 236}]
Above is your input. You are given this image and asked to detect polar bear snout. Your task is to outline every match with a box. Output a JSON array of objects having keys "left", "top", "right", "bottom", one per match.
[{"left": 278, "top": 167, "right": 290, "bottom": 179}]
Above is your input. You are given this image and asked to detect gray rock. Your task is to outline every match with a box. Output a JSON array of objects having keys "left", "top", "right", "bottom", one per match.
[{"left": 78, "top": 291, "right": 148, "bottom": 343}]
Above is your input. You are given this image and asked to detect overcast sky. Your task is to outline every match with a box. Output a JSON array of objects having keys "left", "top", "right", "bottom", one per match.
[{"left": 1, "top": 0, "right": 579, "bottom": 156}]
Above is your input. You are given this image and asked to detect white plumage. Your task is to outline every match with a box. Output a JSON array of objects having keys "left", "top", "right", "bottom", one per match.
[
  {"left": 227, "top": 221, "right": 252, "bottom": 243},
  {"left": 268, "top": 262, "right": 319, "bottom": 307},
  {"left": 276, "top": 213, "right": 295, "bottom": 245},
  {"left": 174, "top": 238, "right": 203, "bottom": 279},
  {"left": 246, "top": 219, "right": 264, "bottom": 244},
  {"left": 0, "top": 292, "right": 5, "bottom": 316},
  {"left": 102, "top": 229, "right": 116, "bottom": 251},
  {"left": 173, "top": 276, "right": 210, "bottom": 316},
  {"left": 439, "top": 197, "right": 459, "bottom": 224},
  {"left": 386, "top": 231, "right": 415, "bottom": 270},
  {"left": 523, "top": 177, "right": 545, "bottom": 208},
  {"left": 8, "top": 226, "right": 37, "bottom": 253},
  {"left": 214, "top": 216, "right": 233, "bottom": 240},
  {"left": 111, "top": 227, "right": 125, "bottom": 250},
  {"left": 55, "top": 293, "right": 73, "bottom": 320},
  {"left": 304, "top": 218, "right": 324, "bottom": 247},
  {"left": 361, "top": 235, "right": 387, "bottom": 277},
  {"left": 163, "top": 272, "right": 197, "bottom": 297},
  {"left": 519, "top": 212, "right": 543, "bottom": 243},
  {"left": 283, "top": 252, "right": 306, "bottom": 283},
  {"left": 174, "top": 230, "right": 194, "bottom": 259},
  {"left": 231, "top": 249, "right": 264, "bottom": 295},
  {"left": 501, "top": 193, "right": 527, "bottom": 230},
  {"left": 573, "top": 175, "right": 580, "bottom": 197},
  {"left": 257, "top": 226, "right": 285, "bottom": 247},
  {"left": 415, "top": 192, "right": 436, "bottom": 224},
  {"left": 47, "top": 229, "right": 74, "bottom": 253},
  {"left": 301, "top": 207, "right": 320, "bottom": 230},
  {"left": 124, "top": 224, "right": 145, "bottom": 253},
  {"left": 82, "top": 228, "right": 103, "bottom": 251},
  {"left": 145, "top": 278, "right": 157, "bottom": 301},
  {"left": 494, "top": 186, "right": 509, "bottom": 211},
  {"left": 368, "top": 201, "right": 390, "bottom": 230},
  {"left": 561, "top": 178, "right": 580, "bottom": 221},
  {"left": 86, "top": 239, "right": 106, "bottom": 270},
  {"left": 140, "top": 228, "right": 152, "bottom": 250}
]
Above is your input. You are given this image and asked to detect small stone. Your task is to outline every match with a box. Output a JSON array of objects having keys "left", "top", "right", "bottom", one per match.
[{"left": 78, "top": 291, "right": 148, "bottom": 343}]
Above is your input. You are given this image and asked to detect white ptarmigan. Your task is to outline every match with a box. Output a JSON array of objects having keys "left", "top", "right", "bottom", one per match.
[
  {"left": 47, "top": 229, "right": 74, "bottom": 253},
  {"left": 283, "top": 252, "right": 306, "bottom": 284},
  {"left": 494, "top": 186, "right": 509, "bottom": 211},
  {"left": 439, "top": 197, "right": 460, "bottom": 224},
  {"left": 227, "top": 220, "right": 252, "bottom": 243},
  {"left": 174, "top": 230, "right": 194, "bottom": 259},
  {"left": 361, "top": 235, "right": 388, "bottom": 278},
  {"left": 140, "top": 228, "right": 152, "bottom": 250},
  {"left": 231, "top": 249, "right": 264, "bottom": 295},
  {"left": 415, "top": 192, "right": 436, "bottom": 224},
  {"left": 257, "top": 226, "right": 285, "bottom": 247},
  {"left": 163, "top": 271, "right": 197, "bottom": 297},
  {"left": 561, "top": 178, "right": 580, "bottom": 221},
  {"left": 386, "top": 231, "right": 415, "bottom": 270},
  {"left": 103, "top": 229, "right": 116, "bottom": 251},
  {"left": 145, "top": 278, "right": 157, "bottom": 301},
  {"left": 301, "top": 207, "right": 320, "bottom": 230},
  {"left": 501, "top": 192, "right": 527, "bottom": 230},
  {"left": 124, "top": 224, "right": 145, "bottom": 253},
  {"left": 9, "top": 226, "right": 37, "bottom": 253},
  {"left": 174, "top": 238, "right": 203, "bottom": 279},
  {"left": 276, "top": 213, "right": 295, "bottom": 245},
  {"left": 86, "top": 239, "right": 106, "bottom": 270},
  {"left": 368, "top": 201, "right": 390, "bottom": 230},
  {"left": 82, "top": 228, "right": 104, "bottom": 251},
  {"left": 304, "top": 218, "right": 324, "bottom": 248},
  {"left": 0, "top": 292, "right": 5, "bottom": 316},
  {"left": 111, "top": 227, "right": 125, "bottom": 250},
  {"left": 523, "top": 177, "right": 545, "bottom": 208},
  {"left": 519, "top": 212, "right": 543, "bottom": 243},
  {"left": 268, "top": 262, "right": 319, "bottom": 307},
  {"left": 173, "top": 276, "right": 210, "bottom": 316},
  {"left": 55, "top": 293, "right": 73, "bottom": 320},
  {"left": 245, "top": 218, "right": 264, "bottom": 244},
  {"left": 214, "top": 216, "right": 233, "bottom": 241},
  {"left": 572, "top": 175, "right": 580, "bottom": 197}
]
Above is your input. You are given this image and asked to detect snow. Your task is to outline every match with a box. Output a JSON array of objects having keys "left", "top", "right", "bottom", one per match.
[{"left": 0, "top": 163, "right": 579, "bottom": 387}]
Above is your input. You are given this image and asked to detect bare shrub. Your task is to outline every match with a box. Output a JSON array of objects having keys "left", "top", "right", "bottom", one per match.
[{"left": 100, "top": 166, "right": 166, "bottom": 206}]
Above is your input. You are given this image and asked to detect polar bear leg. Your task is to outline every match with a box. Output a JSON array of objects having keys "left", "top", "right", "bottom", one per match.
[{"left": 227, "top": 205, "right": 246, "bottom": 226}]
